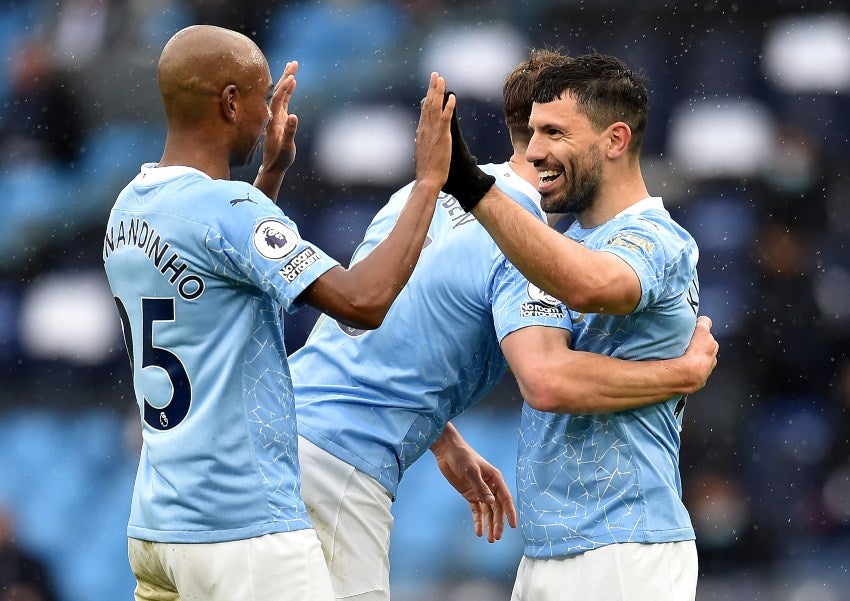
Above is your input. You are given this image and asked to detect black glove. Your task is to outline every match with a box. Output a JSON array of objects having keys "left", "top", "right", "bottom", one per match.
[{"left": 442, "top": 91, "right": 496, "bottom": 212}]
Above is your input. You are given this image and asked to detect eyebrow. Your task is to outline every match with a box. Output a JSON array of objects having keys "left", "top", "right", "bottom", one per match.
[{"left": 531, "top": 119, "right": 561, "bottom": 131}]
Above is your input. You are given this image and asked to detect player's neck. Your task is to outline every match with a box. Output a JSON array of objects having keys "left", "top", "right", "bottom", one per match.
[
  {"left": 159, "top": 145, "right": 230, "bottom": 179},
  {"left": 159, "top": 131, "right": 231, "bottom": 180},
  {"left": 576, "top": 167, "right": 649, "bottom": 228},
  {"left": 509, "top": 147, "right": 537, "bottom": 188}
]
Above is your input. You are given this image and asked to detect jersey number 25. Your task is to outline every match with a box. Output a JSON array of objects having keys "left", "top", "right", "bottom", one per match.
[{"left": 115, "top": 296, "right": 192, "bottom": 431}]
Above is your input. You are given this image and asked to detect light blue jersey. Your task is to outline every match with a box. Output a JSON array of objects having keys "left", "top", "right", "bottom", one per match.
[
  {"left": 518, "top": 197, "right": 700, "bottom": 558},
  {"left": 291, "top": 164, "right": 572, "bottom": 497},
  {"left": 103, "top": 164, "right": 339, "bottom": 544}
]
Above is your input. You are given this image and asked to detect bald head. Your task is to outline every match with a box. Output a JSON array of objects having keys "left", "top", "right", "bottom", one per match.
[{"left": 157, "top": 25, "right": 270, "bottom": 123}]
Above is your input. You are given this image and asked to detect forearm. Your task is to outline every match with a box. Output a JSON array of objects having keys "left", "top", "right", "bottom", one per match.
[
  {"left": 341, "top": 180, "right": 440, "bottom": 320},
  {"left": 473, "top": 188, "right": 632, "bottom": 313},
  {"left": 430, "top": 421, "right": 463, "bottom": 456},
  {"left": 527, "top": 350, "right": 699, "bottom": 414},
  {"left": 253, "top": 165, "right": 286, "bottom": 202},
  {"left": 301, "top": 180, "right": 440, "bottom": 329},
  {"left": 579, "top": 351, "right": 701, "bottom": 411},
  {"left": 472, "top": 188, "right": 583, "bottom": 299},
  {"left": 299, "top": 73, "right": 451, "bottom": 328}
]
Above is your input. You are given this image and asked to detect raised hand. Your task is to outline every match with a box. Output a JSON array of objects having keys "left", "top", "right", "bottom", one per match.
[
  {"left": 413, "top": 72, "right": 455, "bottom": 191},
  {"left": 255, "top": 60, "right": 299, "bottom": 200},
  {"left": 440, "top": 91, "right": 496, "bottom": 212}
]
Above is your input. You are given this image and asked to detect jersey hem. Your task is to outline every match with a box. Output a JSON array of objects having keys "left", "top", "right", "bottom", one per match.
[
  {"left": 298, "top": 426, "right": 398, "bottom": 497},
  {"left": 127, "top": 518, "right": 312, "bottom": 544},
  {"left": 522, "top": 527, "right": 695, "bottom": 559}
]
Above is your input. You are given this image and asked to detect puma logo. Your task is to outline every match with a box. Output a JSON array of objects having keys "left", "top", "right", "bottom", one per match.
[{"left": 230, "top": 194, "right": 256, "bottom": 206}]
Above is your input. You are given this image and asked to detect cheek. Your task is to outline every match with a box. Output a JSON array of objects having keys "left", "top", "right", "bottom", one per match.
[
  {"left": 254, "top": 109, "right": 268, "bottom": 136},
  {"left": 553, "top": 142, "right": 579, "bottom": 163}
]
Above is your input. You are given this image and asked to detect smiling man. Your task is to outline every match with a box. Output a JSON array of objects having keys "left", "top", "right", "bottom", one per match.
[{"left": 442, "top": 52, "right": 704, "bottom": 600}]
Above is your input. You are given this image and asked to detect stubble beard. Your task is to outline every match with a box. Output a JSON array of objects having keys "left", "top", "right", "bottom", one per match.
[
  {"left": 231, "top": 138, "right": 260, "bottom": 168},
  {"left": 541, "top": 146, "right": 604, "bottom": 217}
]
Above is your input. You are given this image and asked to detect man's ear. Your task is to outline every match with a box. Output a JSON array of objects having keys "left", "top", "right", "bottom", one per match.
[
  {"left": 220, "top": 84, "right": 239, "bottom": 123},
  {"left": 606, "top": 121, "right": 632, "bottom": 159}
]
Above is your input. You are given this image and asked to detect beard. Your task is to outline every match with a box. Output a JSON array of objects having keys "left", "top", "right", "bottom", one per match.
[
  {"left": 541, "top": 144, "right": 603, "bottom": 216},
  {"left": 231, "top": 134, "right": 262, "bottom": 168}
]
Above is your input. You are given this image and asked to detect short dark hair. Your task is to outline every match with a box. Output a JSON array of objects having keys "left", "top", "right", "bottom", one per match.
[
  {"left": 533, "top": 52, "right": 649, "bottom": 157},
  {"left": 502, "top": 49, "right": 573, "bottom": 146}
]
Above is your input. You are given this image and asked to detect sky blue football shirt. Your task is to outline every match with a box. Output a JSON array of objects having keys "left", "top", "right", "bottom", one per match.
[
  {"left": 103, "top": 164, "right": 339, "bottom": 543},
  {"left": 517, "top": 197, "right": 701, "bottom": 558}
]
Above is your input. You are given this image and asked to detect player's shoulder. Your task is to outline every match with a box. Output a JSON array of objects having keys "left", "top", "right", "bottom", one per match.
[
  {"left": 383, "top": 180, "right": 417, "bottom": 212},
  {"left": 135, "top": 167, "right": 276, "bottom": 217},
  {"left": 635, "top": 210, "right": 696, "bottom": 251},
  {"left": 612, "top": 211, "right": 697, "bottom": 273},
  {"left": 201, "top": 181, "right": 302, "bottom": 249},
  {"left": 613, "top": 199, "right": 694, "bottom": 244},
  {"left": 206, "top": 180, "right": 276, "bottom": 215},
  {"left": 203, "top": 179, "right": 290, "bottom": 221},
  {"left": 482, "top": 163, "right": 545, "bottom": 221}
]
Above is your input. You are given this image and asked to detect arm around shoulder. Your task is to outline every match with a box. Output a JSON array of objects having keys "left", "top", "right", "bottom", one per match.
[{"left": 502, "top": 317, "right": 718, "bottom": 414}]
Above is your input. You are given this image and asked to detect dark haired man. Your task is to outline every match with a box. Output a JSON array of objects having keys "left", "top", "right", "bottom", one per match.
[{"left": 444, "top": 51, "right": 704, "bottom": 601}]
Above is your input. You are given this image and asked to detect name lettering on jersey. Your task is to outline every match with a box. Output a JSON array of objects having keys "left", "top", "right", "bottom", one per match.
[
  {"left": 686, "top": 278, "right": 699, "bottom": 315},
  {"left": 280, "top": 247, "right": 319, "bottom": 283},
  {"left": 440, "top": 194, "right": 477, "bottom": 229},
  {"left": 103, "top": 218, "right": 205, "bottom": 300},
  {"left": 521, "top": 283, "right": 565, "bottom": 317}
]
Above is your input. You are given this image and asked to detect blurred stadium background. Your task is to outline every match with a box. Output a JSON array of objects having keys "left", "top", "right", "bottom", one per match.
[{"left": 1, "top": 0, "right": 849, "bottom": 599}]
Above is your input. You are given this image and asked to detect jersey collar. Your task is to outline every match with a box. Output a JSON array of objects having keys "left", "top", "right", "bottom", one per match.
[
  {"left": 614, "top": 196, "right": 665, "bottom": 219},
  {"left": 138, "top": 163, "right": 212, "bottom": 184},
  {"left": 491, "top": 162, "right": 543, "bottom": 212}
]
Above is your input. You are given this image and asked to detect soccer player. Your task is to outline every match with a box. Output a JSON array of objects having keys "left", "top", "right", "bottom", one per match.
[
  {"left": 289, "top": 50, "right": 718, "bottom": 601},
  {"left": 445, "top": 53, "right": 705, "bottom": 601},
  {"left": 102, "top": 25, "right": 455, "bottom": 601}
]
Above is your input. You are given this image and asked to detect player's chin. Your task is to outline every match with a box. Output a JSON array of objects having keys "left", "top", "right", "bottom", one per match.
[
  {"left": 540, "top": 191, "right": 565, "bottom": 214},
  {"left": 231, "top": 145, "right": 258, "bottom": 168}
]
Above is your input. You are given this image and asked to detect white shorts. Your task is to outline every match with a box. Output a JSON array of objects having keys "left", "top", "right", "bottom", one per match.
[
  {"left": 511, "top": 540, "right": 698, "bottom": 601},
  {"left": 298, "top": 435, "right": 395, "bottom": 601},
  {"left": 128, "top": 529, "right": 334, "bottom": 601}
]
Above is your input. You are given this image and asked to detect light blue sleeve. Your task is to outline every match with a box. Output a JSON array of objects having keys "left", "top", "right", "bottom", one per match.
[
  {"left": 208, "top": 201, "right": 340, "bottom": 313},
  {"left": 594, "top": 216, "right": 673, "bottom": 314},
  {"left": 490, "top": 257, "right": 572, "bottom": 342}
]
